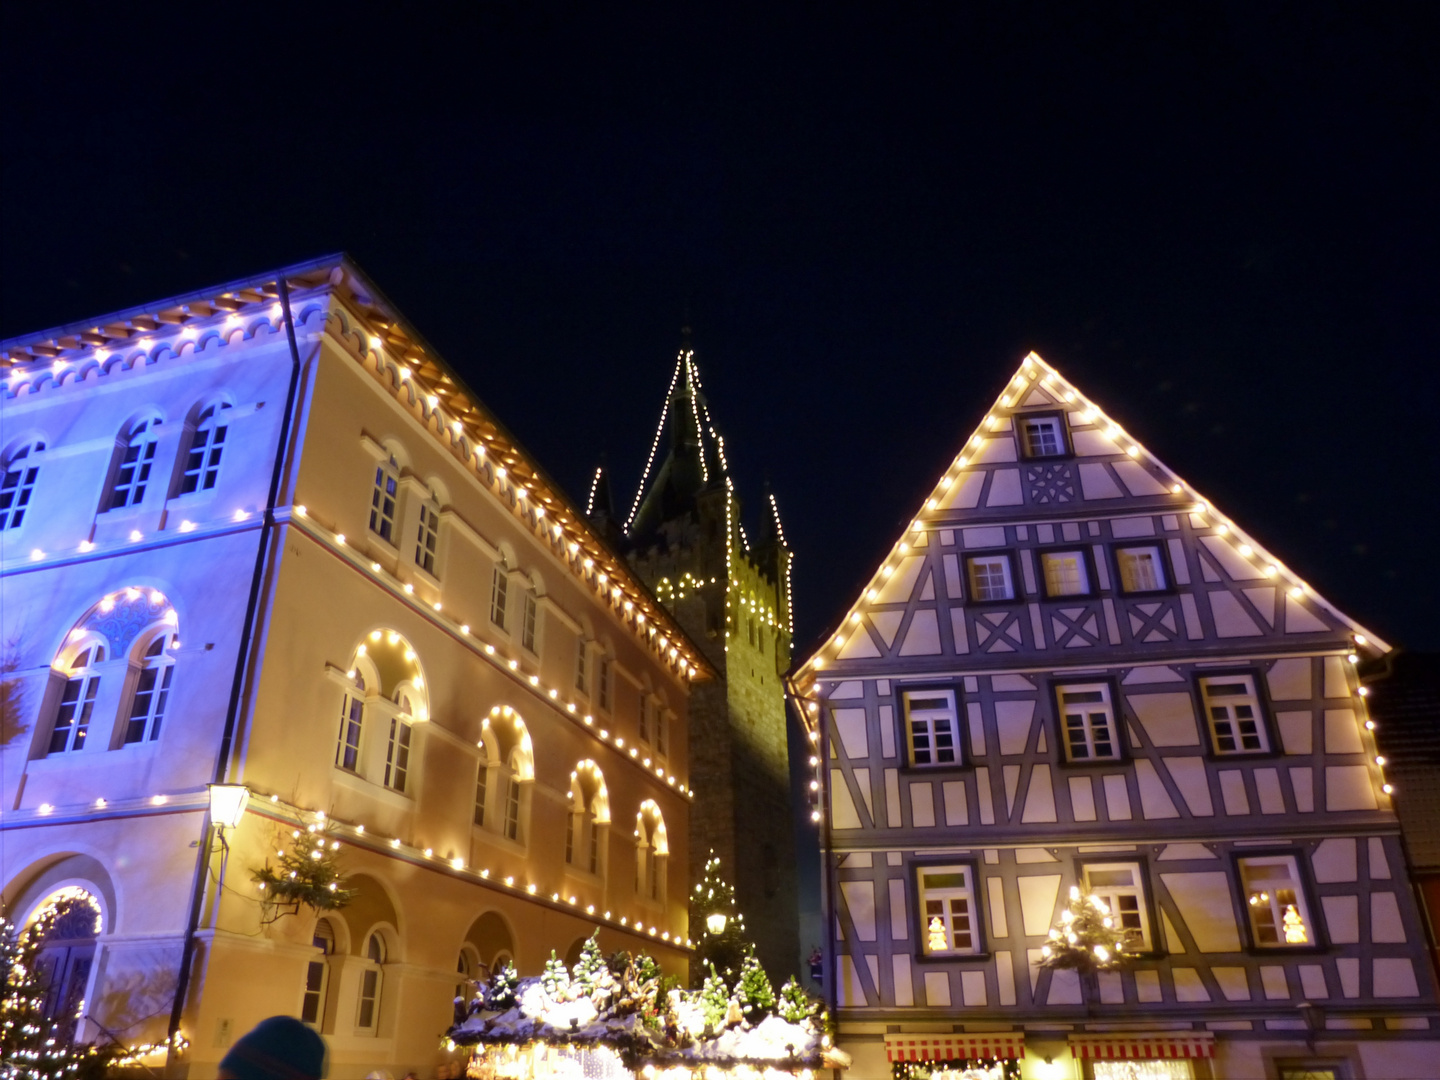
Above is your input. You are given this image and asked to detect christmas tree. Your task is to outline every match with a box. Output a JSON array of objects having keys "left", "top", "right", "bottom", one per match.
[
  {"left": 252, "top": 817, "right": 355, "bottom": 924},
  {"left": 693, "top": 851, "right": 746, "bottom": 983},
  {"left": 730, "top": 947, "right": 776, "bottom": 1022},
  {"left": 485, "top": 961, "right": 518, "bottom": 1011},
  {"left": 572, "top": 932, "right": 614, "bottom": 1006},
  {"left": 1038, "top": 886, "right": 1129, "bottom": 976},
  {"left": 540, "top": 952, "right": 572, "bottom": 1000},
  {"left": 777, "top": 978, "right": 817, "bottom": 1024},
  {"left": 699, "top": 964, "right": 730, "bottom": 1030}
]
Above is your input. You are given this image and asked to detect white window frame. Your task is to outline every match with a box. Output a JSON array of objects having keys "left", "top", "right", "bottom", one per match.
[
  {"left": 48, "top": 645, "right": 105, "bottom": 755},
  {"left": 473, "top": 760, "right": 490, "bottom": 827},
  {"left": 521, "top": 591, "right": 538, "bottom": 653},
  {"left": 107, "top": 419, "right": 160, "bottom": 510},
  {"left": 301, "top": 919, "right": 334, "bottom": 1029},
  {"left": 1081, "top": 861, "right": 1153, "bottom": 951},
  {"left": 178, "top": 403, "right": 231, "bottom": 495},
  {"left": 575, "top": 639, "right": 589, "bottom": 695},
  {"left": 1055, "top": 682, "right": 1119, "bottom": 762},
  {"left": 122, "top": 633, "right": 176, "bottom": 745},
  {"left": 966, "top": 553, "right": 1015, "bottom": 602},
  {"left": 902, "top": 688, "right": 961, "bottom": 767},
  {"left": 1115, "top": 544, "right": 1168, "bottom": 593},
  {"left": 1019, "top": 414, "right": 1067, "bottom": 458},
  {"left": 356, "top": 933, "right": 385, "bottom": 1033},
  {"left": 655, "top": 708, "right": 669, "bottom": 759},
  {"left": 1238, "top": 854, "right": 1316, "bottom": 948},
  {"left": 490, "top": 567, "right": 509, "bottom": 629},
  {"left": 1199, "top": 674, "right": 1269, "bottom": 755},
  {"left": 1041, "top": 549, "right": 1091, "bottom": 597},
  {"left": 335, "top": 677, "right": 365, "bottom": 772},
  {"left": 597, "top": 656, "right": 613, "bottom": 713},
  {"left": 502, "top": 751, "right": 526, "bottom": 843},
  {"left": 414, "top": 500, "right": 440, "bottom": 576},
  {"left": 918, "top": 864, "right": 981, "bottom": 956},
  {"left": 0, "top": 440, "right": 44, "bottom": 531},
  {"left": 383, "top": 715, "right": 412, "bottom": 793},
  {"left": 369, "top": 456, "right": 400, "bottom": 544}
]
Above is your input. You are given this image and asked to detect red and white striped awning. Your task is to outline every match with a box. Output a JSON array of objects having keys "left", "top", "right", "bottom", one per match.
[
  {"left": 1069, "top": 1034, "right": 1215, "bottom": 1060},
  {"left": 884, "top": 1034, "right": 1025, "bottom": 1062}
]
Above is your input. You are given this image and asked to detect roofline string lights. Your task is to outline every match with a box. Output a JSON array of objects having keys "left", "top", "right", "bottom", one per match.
[
  {"left": 802, "top": 350, "right": 1390, "bottom": 680},
  {"left": 625, "top": 346, "right": 688, "bottom": 531},
  {"left": 2, "top": 270, "right": 703, "bottom": 680}
]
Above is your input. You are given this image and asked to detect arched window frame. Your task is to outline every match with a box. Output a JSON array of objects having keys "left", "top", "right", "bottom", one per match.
[
  {"left": 355, "top": 930, "right": 387, "bottom": 1034},
  {"left": 176, "top": 401, "right": 233, "bottom": 496},
  {"left": 0, "top": 439, "right": 45, "bottom": 531},
  {"left": 301, "top": 917, "right": 336, "bottom": 1030},
  {"left": 635, "top": 802, "right": 669, "bottom": 905},
  {"left": 382, "top": 688, "right": 417, "bottom": 794},
  {"left": 564, "top": 762, "right": 609, "bottom": 879},
  {"left": 104, "top": 416, "right": 162, "bottom": 511},
  {"left": 45, "top": 635, "right": 108, "bottom": 756},
  {"left": 474, "top": 723, "right": 499, "bottom": 829},
  {"left": 120, "top": 626, "right": 178, "bottom": 746},
  {"left": 491, "top": 709, "right": 535, "bottom": 846},
  {"left": 335, "top": 667, "right": 369, "bottom": 773}
]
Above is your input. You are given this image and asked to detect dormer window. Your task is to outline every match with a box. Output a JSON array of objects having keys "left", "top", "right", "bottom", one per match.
[{"left": 1019, "top": 414, "right": 1068, "bottom": 458}]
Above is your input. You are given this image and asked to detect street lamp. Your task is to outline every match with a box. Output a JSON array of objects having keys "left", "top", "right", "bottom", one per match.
[
  {"left": 207, "top": 784, "right": 249, "bottom": 831},
  {"left": 706, "top": 912, "right": 728, "bottom": 935}
]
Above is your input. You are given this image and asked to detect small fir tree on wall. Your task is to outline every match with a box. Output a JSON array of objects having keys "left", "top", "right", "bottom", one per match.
[
  {"left": 252, "top": 816, "right": 356, "bottom": 925},
  {"left": 1038, "top": 885, "right": 1130, "bottom": 976}
]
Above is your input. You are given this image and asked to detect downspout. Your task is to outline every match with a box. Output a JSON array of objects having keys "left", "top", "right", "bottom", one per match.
[
  {"left": 166, "top": 276, "right": 307, "bottom": 1053},
  {"left": 785, "top": 677, "right": 836, "bottom": 1016}
]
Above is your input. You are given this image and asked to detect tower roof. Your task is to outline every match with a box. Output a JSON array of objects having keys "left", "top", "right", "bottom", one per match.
[{"left": 625, "top": 331, "right": 731, "bottom": 543}]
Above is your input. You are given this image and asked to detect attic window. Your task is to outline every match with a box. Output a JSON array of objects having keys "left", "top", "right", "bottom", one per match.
[{"left": 1019, "top": 415, "right": 1067, "bottom": 458}]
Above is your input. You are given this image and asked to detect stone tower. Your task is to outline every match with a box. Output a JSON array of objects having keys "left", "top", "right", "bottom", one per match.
[{"left": 596, "top": 329, "right": 799, "bottom": 980}]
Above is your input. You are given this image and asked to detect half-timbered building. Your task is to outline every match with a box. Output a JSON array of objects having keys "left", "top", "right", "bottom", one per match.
[{"left": 789, "top": 353, "right": 1438, "bottom": 1080}]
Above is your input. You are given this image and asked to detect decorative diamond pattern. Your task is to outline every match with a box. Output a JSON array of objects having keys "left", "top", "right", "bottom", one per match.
[
  {"left": 1049, "top": 604, "right": 1102, "bottom": 648},
  {"left": 1126, "top": 601, "right": 1180, "bottom": 644},
  {"left": 1027, "top": 463, "right": 1075, "bottom": 504},
  {"left": 972, "top": 610, "right": 1024, "bottom": 653}
]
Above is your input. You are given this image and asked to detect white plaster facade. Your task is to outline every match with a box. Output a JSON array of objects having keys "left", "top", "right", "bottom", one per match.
[{"left": 0, "top": 257, "right": 702, "bottom": 1077}]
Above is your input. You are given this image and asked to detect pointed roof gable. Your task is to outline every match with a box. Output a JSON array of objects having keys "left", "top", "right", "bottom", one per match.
[
  {"left": 796, "top": 351, "right": 1390, "bottom": 684},
  {"left": 625, "top": 332, "right": 732, "bottom": 542}
]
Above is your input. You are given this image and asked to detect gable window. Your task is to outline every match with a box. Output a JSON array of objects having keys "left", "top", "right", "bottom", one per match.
[
  {"left": 1199, "top": 674, "right": 1269, "bottom": 754},
  {"left": 335, "top": 675, "right": 365, "bottom": 772},
  {"left": 123, "top": 634, "right": 176, "bottom": 744},
  {"left": 1056, "top": 683, "right": 1118, "bottom": 761},
  {"left": 965, "top": 553, "right": 1015, "bottom": 602},
  {"left": 521, "top": 591, "right": 538, "bottom": 652},
  {"left": 1115, "top": 544, "right": 1168, "bottom": 593},
  {"left": 107, "top": 419, "right": 160, "bottom": 510},
  {"left": 1041, "top": 550, "right": 1091, "bottom": 597},
  {"left": 383, "top": 704, "right": 413, "bottom": 793},
  {"left": 356, "top": 932, "right": 385, "bottom": 1032},
  {"left": 490, "top": 568, "right": 509, "bottom": 628},
  {"left": 369, "top": 456, "right": 399, "bottom": 543},
  {"left": 1019, "top": 414, "right": 1067, "bottom": 458},
  {"left": 575, "top": 641, "right": 589, "bottom": 695},
  {"left": 179, "top": 403, "right": 231, "bottom": 495},
  {"left": 918, "top": 864, "right": 981, "bottom": 956},
  {"left": 414, "top": 501, "right": 440, "bottom": 575},
  {"left": 0, "top": 441, "right": 44, "bottom": 530},
  {"left": 1238, "top": 854, "right": 1315, "bottom": 947},
  {"left": 301, "top": 919, "right": 334, "bottom": 1028},
  {"left": 48, "top": 646, "right": 105, "bottom": 755},
  {"left": 902, "top": 688, "right": 961, "bottom": 767},
  {"left": 1081, "top": 862, "right": 1152, "bottom": 951}
]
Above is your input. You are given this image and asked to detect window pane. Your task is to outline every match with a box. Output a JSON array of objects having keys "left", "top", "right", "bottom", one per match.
[
  {"left": 1117, "top": 547, "right": 1166, "bottom": 591},
  {"left": 1042, "top": 552, "right": 1089, "bottom": 596},
  {"left": 968, "top": 557, "right": 1013, "bottom": 601}
]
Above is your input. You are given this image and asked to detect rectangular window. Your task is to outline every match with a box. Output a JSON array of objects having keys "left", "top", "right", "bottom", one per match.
[
  {"left": 368, "top": 463, "right": 398, "bottom": 542},
  {"left": 49, "top": 675, "right": 99, "bottom": 754},
  {"left": 1200, "top": 674, "right": 1269, "bottom": 754},
  {"left": 521, "top": 591, "right": 538, "bottom": 652},
  {"left": 473, "top": 764, "right": 488, "bottom": 827},
  {"left": 300, "top": 958, "right": 326, "bottom": 1025},
  {"left": 1, "top": 445, "right": 41, "bottom": 530},
  {"left": 598, "top": 657, "right": 613, "bottom": 712},
  {"left": 1238, "top": 855, "right": 1315, "bottom": 947},
  {"left": 639, "top": 698, "right": 653, "bottom": 744},
  {"left": 124, "top": 664, "right": 174, "bottom": 744},
  {"left": 902, "top": 689, "right": 961, "bottom": 767},
  {"left": 1081, "top": 862, "right": 1152, "bottom": 950},
  {"left": 918, "top": 864, "right": 980, "bottom": 955},
  {"left": 335, "top": 694, "right": 363, "bottom": 771},
  {"left": 575, "top": 642, "right": 589, "bottom": 694},
  {"left": 503, "top": 776, "right": 521, "bottom": 841},
  {"left": 490, "top": 568, "right": 509, "bottom": 628},
  {"left": 589, "top": 819, "right": 600, "bottom": 874},
  {"left": 1056, "top": 683, "right": 1118, "bottom": 761},
  {"left": 656, "top": 710, "right": 668, "bottom": 758},
  {"left": 1041, "top": 550, "right": 1090, "bottom": 597},
  {"left": 109, "top": 438, "right": 157, "bottom": 509},
  {"left": 1020, "top": 415, "right": 1067, "bottom": 458},
  {"left": 415, "top": 504, "right": 439, "bottom": 575},
  {"left": 357, "top": 969, "right": 380, "bottom": 1029},
  {"left": 179, "top": 410, "right": 230, "bottom": 495},
  {"left": 966, "top": 553, "right": 1015, "bottom": 602},
  {"left": 1116, "top": 544, "right": 1168, "bottom": 592},
  {"left": 384, "top": 718, "right": 411, "bottom": 792}
]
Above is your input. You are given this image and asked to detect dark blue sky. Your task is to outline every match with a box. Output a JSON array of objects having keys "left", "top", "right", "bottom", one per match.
[{"left": 4, "top": 3, "right": 1436, "bottom": 651}]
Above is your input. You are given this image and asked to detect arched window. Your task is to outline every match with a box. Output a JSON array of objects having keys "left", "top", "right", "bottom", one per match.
[
  {"left": 503, "top": 749, "right": 524, "bottom": 841},
  {"left": 415, "top": 491, "right": 441, "bottom": 575},
  {"left": 356, "top": 932, "right": 385, "bottom": 1033},
  {"left": 474, "top": 723, "right": 497, "bottom": 828},
  {"left": 336, "top": 673, "right": 365, "bottom": 772},
  {"left": 27, "top": 889, "right": 101, "bottom": 1046},
  {"left": 301, "top": 919, "right": 335, "bottom": 1028},
  {"left": 384, "top": 692, "right": 414, "bottom": 793},
  {"left": 123, "top": 632, "right": 177, "bottom": 744},
  {"left": 636, "top": 802, "right": 668, "bottom": 904},
  {"left": 521, "top": 589, "right": 539, "bottom": 652},
  {"left": 564, "top": 762, "right": 609, "bottom": 877},
  {"left": 179, "top": 403, "right": 232, "bottom": 494},
  {"left": 48, "top": 644, "right": 105, "bottom": 755},
  {"left": 369, "top": 454, "right": 400, "bottom": 543},
  {"left": 106, "top": 418, "right": 160, "bottom": 510},
  {"left": 485, "top": 706, "right": 533, "bottom": 844},
  {"left": 0, "top": 440, "right": 44, "bottom": 530}
]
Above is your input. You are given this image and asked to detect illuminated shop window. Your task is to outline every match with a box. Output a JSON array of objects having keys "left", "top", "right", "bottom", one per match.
[{"left": 1092, "top": 1062, "right": 1194, "bottom": 1080}]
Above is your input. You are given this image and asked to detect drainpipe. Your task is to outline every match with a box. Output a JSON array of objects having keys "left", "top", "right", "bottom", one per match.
[{"left": 166, "top": 276, "right": 307, "bottom": 1059}]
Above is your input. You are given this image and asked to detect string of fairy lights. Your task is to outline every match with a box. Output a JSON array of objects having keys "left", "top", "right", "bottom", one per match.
[
  {"left": 4, "top": 280, "right": 703, "bottom": 684},
  {"left": 792, "top": 350, "right": 1395, "bottom": 820}
]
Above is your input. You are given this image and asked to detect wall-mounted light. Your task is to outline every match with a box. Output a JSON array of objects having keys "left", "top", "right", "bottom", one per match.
[{"left": 207, "top": 783, "right": 249, "bottom": 830}]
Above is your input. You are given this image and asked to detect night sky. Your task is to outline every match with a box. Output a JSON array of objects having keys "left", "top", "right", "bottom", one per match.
[{"left": 4, "top": 4, "right": 1437, "bottom": 653}]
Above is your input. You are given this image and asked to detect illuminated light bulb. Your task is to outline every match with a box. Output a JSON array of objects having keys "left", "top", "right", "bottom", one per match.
[
  {"left": 369, "top": 335, "right": 383, "bottom": 351},
  {"left": 232, "top": 509, "right": 250, "bottom": 522},
  {"left": 129, "top": 530, "right": 143, "bottom": 542},
  {"left": 850, "top": 613, "right": 861, "bottom": 624},
  {"left": 584, "top": 715, "right": 593, "bottom": 725},
  {"left": 1383, "top": 783, "right": 1394, "bottom": 794},
  {"left": 899, "top": 542, "right": 910, "bottom": 553},
  {"left": 1126, "top": 445, "right": 1139, "bottom": 457},
  {"left": 294, "top": 505, "right": 307, "bottom": 517},
  {"left": 451, "top": 420, "right": 462, "bottom": 435},
  {"left": 426, "top": 395, "right": 438, "bottom": 408},
  {"left": 1192, "top": 503, "right": 1207, "bottom": 514},
  {"left": 399, "top": 367, "right": 410, "bottom": 381},
  {"left": 335, "top": 533, "right": 346, "bottom": 545},
  {"left": 451, "top": 857, "right": 464, "bottom": 870},
  {"left": 956, "top": 455, "right": 968, "bottom": 468},
  {"left": 1264, "top": 565, "right": 1279, "bottom": 578},
  {"left": 390, "top": 838, "right": 401, "bottom": 848},
  {"left": 527, "top": 884, "right": 537, "bottom": 894},
  {"left": 1348, "top": 653, "right": 1359, "bottom": 664},
  {"left": 151, "top": 794, "right": 168, "bottom": 806},
  {"left": 1216, "top": 524, "right": 1229, "bottom": 535},
  {"left": 833, "top": 636, "right": 844, "bottom": 647},
  {"left": 528, "top": 675, "right": 539, "bottom": 686},
  {"left": 422, "top": 847, "right": 433, "bottom": 857},
  {"left": 432, "top": 601, "right": 442, "bottom": 611},
  {"left": 38, "top": 803, "right": 54, "bottom": 815},
  {"left": 1354, "top": 634, "right": 1368, "bottom": 646},
  {"left": 95, "top": 798, "right": 106, "bottom": 808},
  {"left": 1080, "top": 410, "right": 1096, "bottom": 423},
  {"left": 1365, "top": 719, "right": 1376, "bottom": 730},
  {"left": 1376, "top": 756, "right": 1386, "bottom": 766},
  {"left": 1239, "top": 544, "right": 1254, "bottom": 556},
  {"left": 177, "top": 521, "right": 196, "bottom": 534},
  {"left": 866, "top": 589, "right": 878, "bottom": 601},
  {"left": 1358, "top": 686, "right": 1369, "bottom": 697},
  {"left": 355, "top": 823, "right": 364, "bottom": 832},
  {"left": 371, "top": 562, "right": 381, "bottom": 572},
  {"left": 78, "top": 539, "right": 96, "bottom": 551},
  {"left": 1289, "top": 586, "right": 1304, "bottom": 599},
  {"left": 1170, "top": 483, "right": 1182, "bottom": 494},
  {"left": 881, "top": 566, "right": 893, "bottom": 578},
  {"left": 403, "top": 583, "right": 414, "bottom": 594},
  {"left": 356, "top": 644, "right": 368, "bottom": 656}
]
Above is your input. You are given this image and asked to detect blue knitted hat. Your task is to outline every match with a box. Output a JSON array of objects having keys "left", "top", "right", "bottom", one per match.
[{"left": 219, "top": 1016, "right": 327, "bottom": 1079}]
